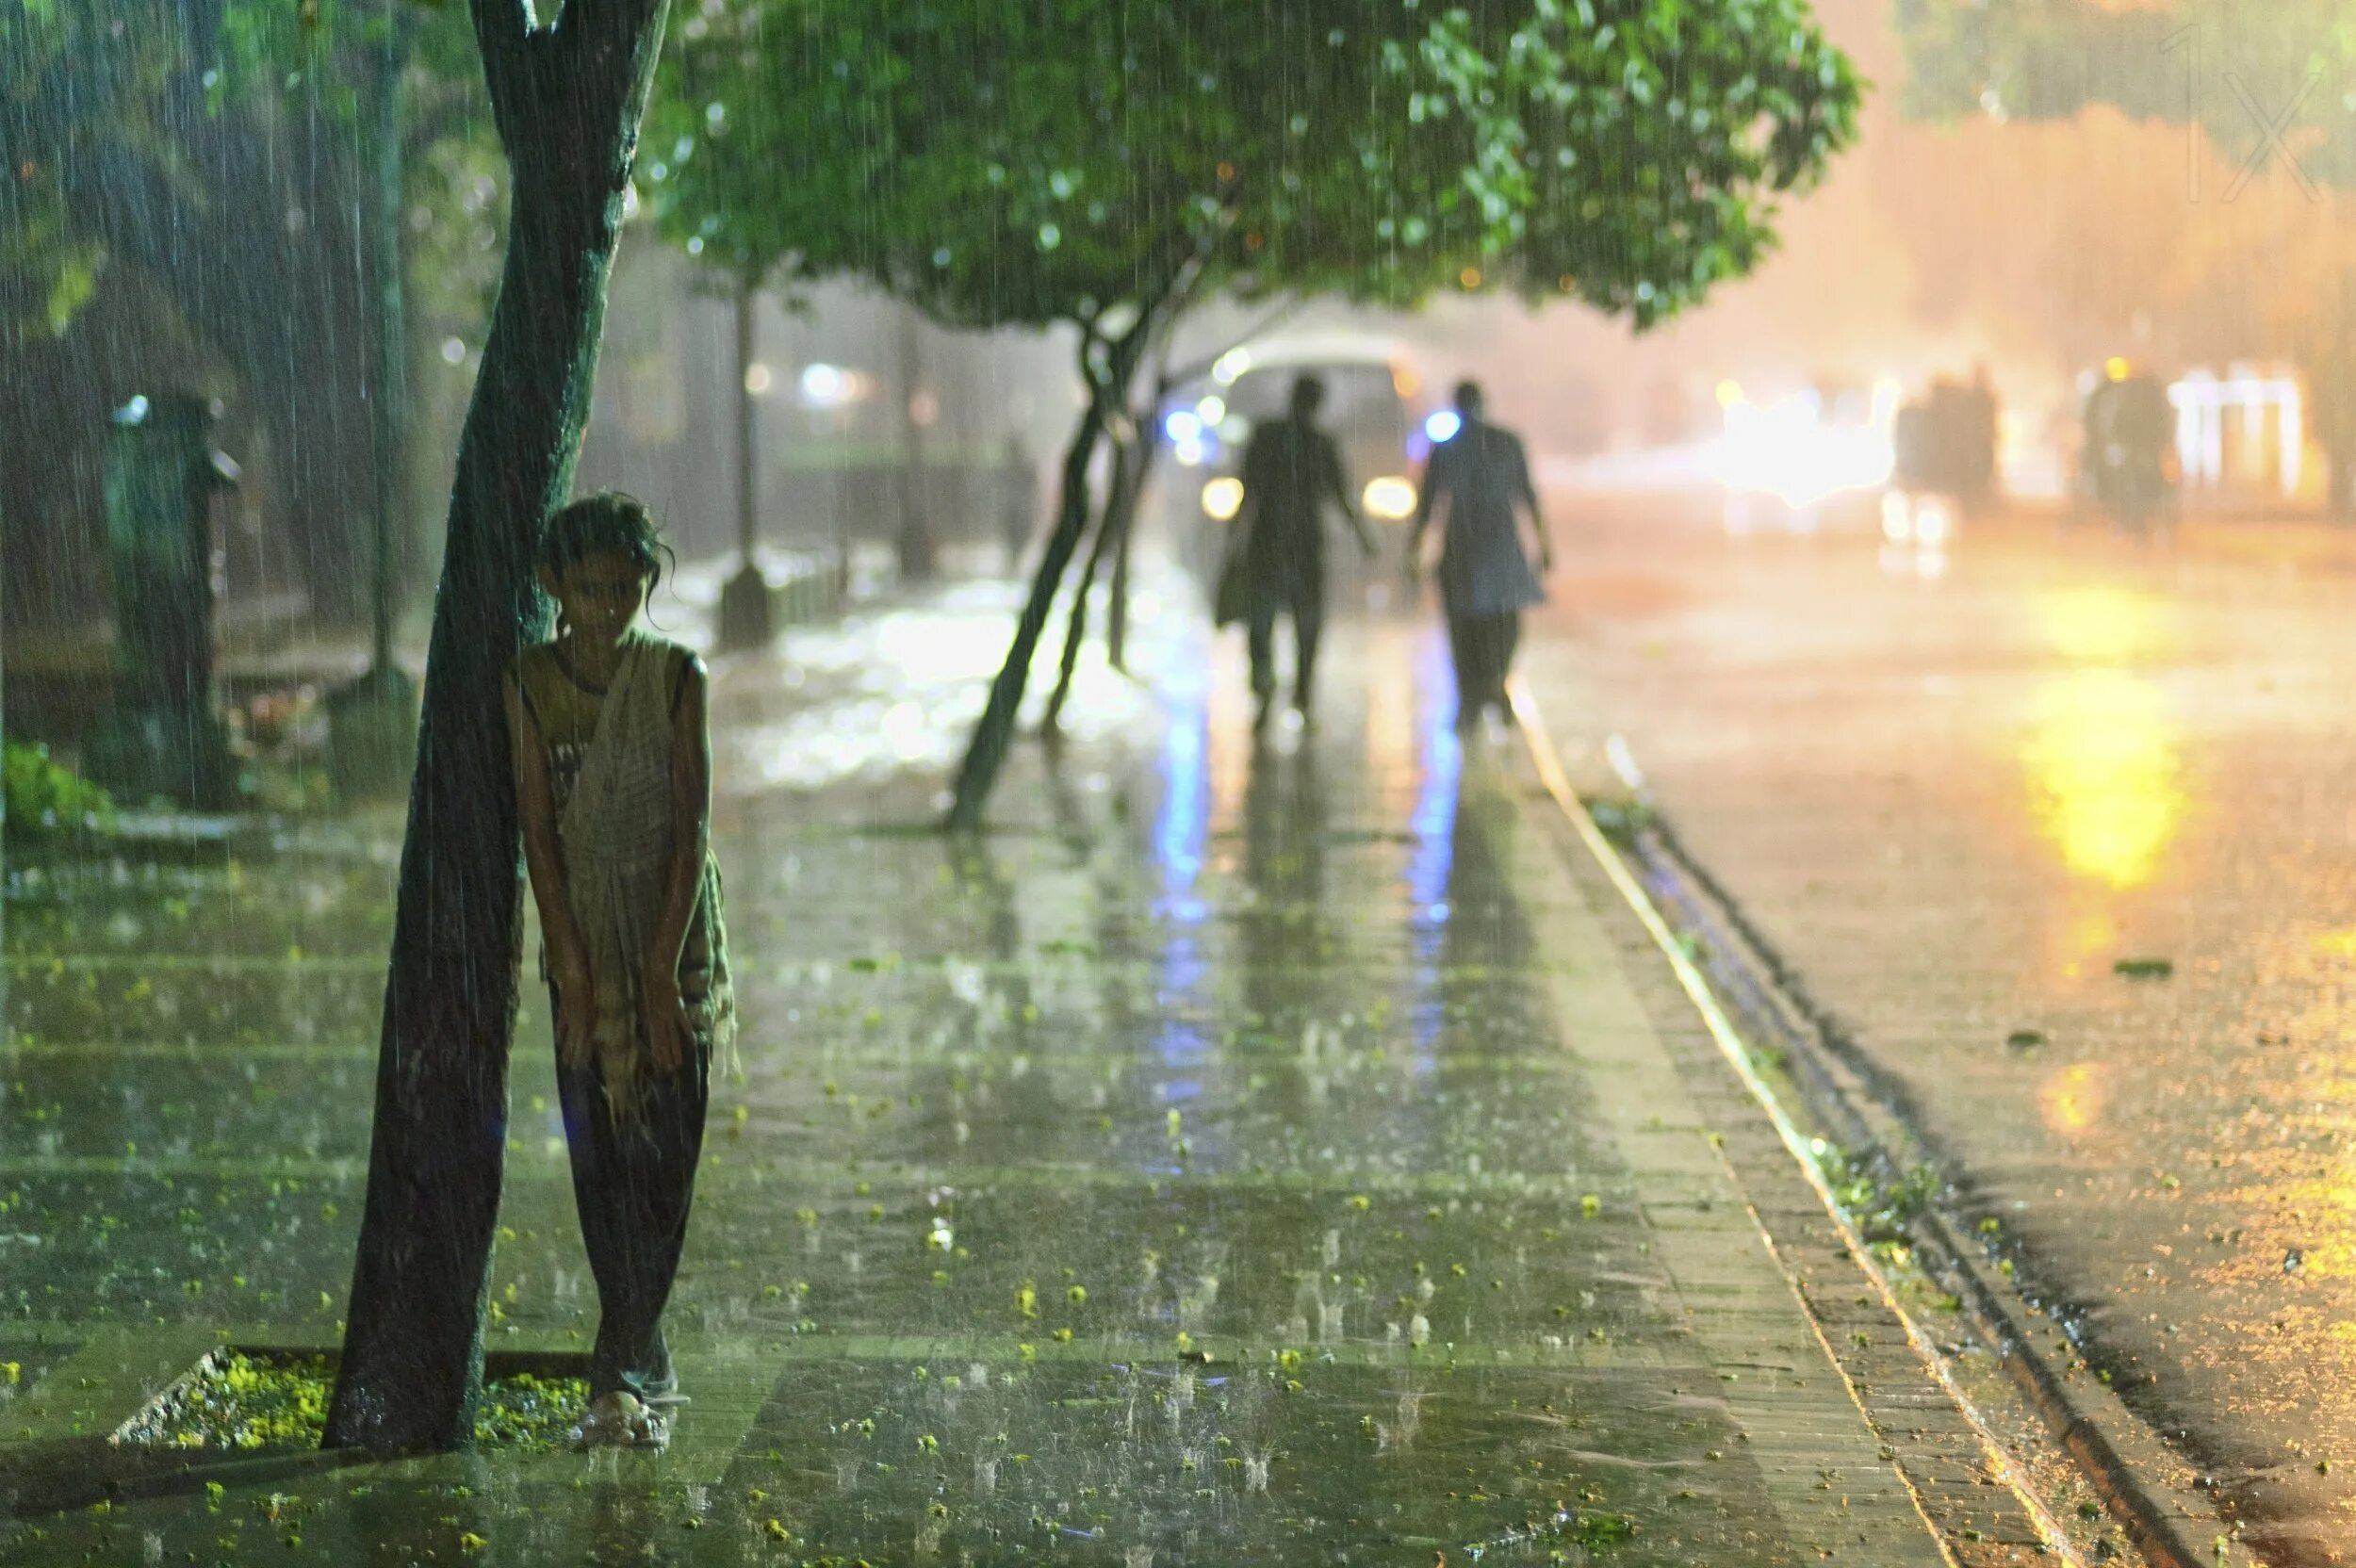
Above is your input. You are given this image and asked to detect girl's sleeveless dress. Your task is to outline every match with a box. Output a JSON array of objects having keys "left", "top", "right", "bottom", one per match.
[{"left": 516, "top": 629, "right": 734, "bottom": 1120}]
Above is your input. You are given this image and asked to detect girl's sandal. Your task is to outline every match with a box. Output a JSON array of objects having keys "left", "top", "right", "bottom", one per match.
[
  {"left": 622, "top": 1403, "right": 672, "bottom": 1451},
  {"left": 571, "top": 1391, "right": 671, "bottom": 1452}
]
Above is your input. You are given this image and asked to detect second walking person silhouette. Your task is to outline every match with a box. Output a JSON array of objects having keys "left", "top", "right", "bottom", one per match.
[{"left": 1408, "top": 381, "right": 1553, "bottom": 733}]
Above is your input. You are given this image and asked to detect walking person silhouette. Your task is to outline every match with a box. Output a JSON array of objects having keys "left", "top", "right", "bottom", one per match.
[
  {"left": 1408, "top": 381, "right": 1553, "bottom": 732},
  {"left": 1227, "top": 373, "right": 1375, "bottom": 733}
]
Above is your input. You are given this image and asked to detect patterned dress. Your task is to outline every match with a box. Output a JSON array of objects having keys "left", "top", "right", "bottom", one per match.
[{"left": 515, "top": 631, "right": 734, "bottom": 1120}]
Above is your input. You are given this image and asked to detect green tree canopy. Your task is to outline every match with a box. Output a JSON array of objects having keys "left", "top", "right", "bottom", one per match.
[
  {"left": 1894, "top": 0, "right": 2356, "bottom": 186},
  {"left": 650, "top": 0, "right": 1860, "bottom": 332},
  {"left": 646, "top": 0, "right": 1862, "bottom": 825}
]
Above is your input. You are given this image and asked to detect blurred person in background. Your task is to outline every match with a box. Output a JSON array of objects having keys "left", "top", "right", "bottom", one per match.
[
  {"left": 999, "top": 433, "right": 1039, "bottom": 577},
  {"left": 1409, "top": 380, "right": 1551, "bottom": 732}
]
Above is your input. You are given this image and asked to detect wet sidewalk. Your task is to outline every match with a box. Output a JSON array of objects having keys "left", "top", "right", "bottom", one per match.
[{"left": 5, "top": 586, "right": 1974, "bottom": 1563}]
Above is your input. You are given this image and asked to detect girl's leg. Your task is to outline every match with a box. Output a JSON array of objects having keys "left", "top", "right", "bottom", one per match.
[
  {"left": 557, "top": 1040, "right": 711, "bottom": 1401},
  {"left": 613, "top": 1045, "right": 711, "bottom": 1401},
  {"left": 554, "top": 1050, "right": 634, "bottom": 1400}
]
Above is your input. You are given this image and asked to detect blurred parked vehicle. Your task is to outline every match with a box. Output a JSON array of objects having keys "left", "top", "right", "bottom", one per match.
[{"left": 1160, "top": 335, "right": 1432, "bottom": 599}]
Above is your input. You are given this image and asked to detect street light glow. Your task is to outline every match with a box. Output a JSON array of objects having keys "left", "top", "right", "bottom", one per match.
[{"left": 799, "top": 362, "right": 849, "bottom": 407}]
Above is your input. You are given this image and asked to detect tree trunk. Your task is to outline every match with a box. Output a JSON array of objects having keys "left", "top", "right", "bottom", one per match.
[
  {"left": 1104, "top": 423, "right": 1158, "bottom": 672},
  {"left": 324, "top": 0, "right": 672, "bottom": 1457},
  {"left": 1044, "top": 422, "right": 1153, "bottom": 729},
  {"left": 368, "top": 6, "right": 412, "bottom": 678},
  {"left": 735, "top": 283, "right": 758, "bottom": 566},
  {"left": 943, "top": 225, "right": 1219, "bottom": 829},
  {"left": 1039, "top": 473, "right": 1119, "bottom": 738},
  {"left": 896, "top": 304, "right": 935, "bottom": 580},
  {"left": 946, "top": 322, "right": 1162, "bottom": 828}
]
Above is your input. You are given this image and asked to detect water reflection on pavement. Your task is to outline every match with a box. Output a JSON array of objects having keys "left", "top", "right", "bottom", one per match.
[{"left": 1530, "top": 498, "right": 2356, "bottom": 1560}]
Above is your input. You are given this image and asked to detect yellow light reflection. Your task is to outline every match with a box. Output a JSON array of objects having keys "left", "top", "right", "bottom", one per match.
[
  {"left": 2037, "top": 1061, "right": 2106, "bottom": 1136},
  {"left": 2020, "top": 585, "right": 2184, "bottom": 891},
  {"left": 2037, "top": 583, "right": 2165, "bottom": 663},
  {"left": 1363, "top": 621, "right": 1416, "bottom": 807},
  {"left": 2021, "top": 670, "right": 2184, "bottom": 890}
]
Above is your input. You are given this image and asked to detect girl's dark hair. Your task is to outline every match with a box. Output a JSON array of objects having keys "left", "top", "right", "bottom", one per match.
[{"left": 538, "top": 491, "right": 674, "bottom": 594}]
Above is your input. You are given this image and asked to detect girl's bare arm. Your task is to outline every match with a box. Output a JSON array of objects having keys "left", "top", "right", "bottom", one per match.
[
  {"left": 646, "top": 653, "right": 712, "bottom": 984},
  {"left": 504, "top": 669, "right": 586, "bottom": 969}
]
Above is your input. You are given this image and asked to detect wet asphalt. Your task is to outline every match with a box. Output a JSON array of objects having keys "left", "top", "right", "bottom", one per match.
[{"left": 1522, "top": 494, "right": 2356, "bottom": 1563}]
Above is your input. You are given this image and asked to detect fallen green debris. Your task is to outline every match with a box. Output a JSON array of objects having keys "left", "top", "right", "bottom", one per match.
[
  {"left": 1812, "top": 1141, "right": 1941, "bottom": 1246},
  {"left": 6, "top": 741, "right": 116, "bottom": 840},
  {"left": 118, "top": 1351, "right": 588, "bottom": 1452}
]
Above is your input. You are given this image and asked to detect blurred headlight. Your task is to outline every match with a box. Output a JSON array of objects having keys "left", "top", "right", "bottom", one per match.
[
  {"left": 1880, "top": 491, "right": 1911, "bottom": 543},
  {"left": 1203, "top": 477, "right": 1245, "bottom": 522},
  {"left": 1363, "top": 476, "right": 1416, "bottom": 520}
]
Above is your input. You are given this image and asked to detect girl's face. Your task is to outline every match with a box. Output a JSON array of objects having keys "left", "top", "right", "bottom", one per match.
[{"left": 552, "top": 551, "right": 649, "bottom": 647}]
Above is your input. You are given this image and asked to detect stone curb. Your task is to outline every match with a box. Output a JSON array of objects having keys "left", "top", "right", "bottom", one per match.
[{"left": 1611, "top": 792, "right": 2249, "bottom": 1568}]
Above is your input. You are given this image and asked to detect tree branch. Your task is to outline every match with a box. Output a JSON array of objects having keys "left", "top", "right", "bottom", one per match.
[{"left": 469, "top": 0, "right": 533, "bottom": 121}]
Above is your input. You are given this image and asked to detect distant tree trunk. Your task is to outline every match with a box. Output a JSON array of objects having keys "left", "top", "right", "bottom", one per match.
[
  {"left": 1104, "top": 420, "right": 1159, "bottom": 672},
  {"left": 944, "top": 321, "right": 1150, "bottom": 828},
  {"left": 896, "top": 304, "right": 936, "bottom": 580},
  {"left": 324, "top": 0, "right": 672, "bottom": 1457},
  {"left": 368, "top": 6, "right": 412, "bottom": 678},
  {"left": 1039, "top": 465, "right": 1120, "bottom": 737},
  {"left": 1043, "top": 421, "right": 1151, "bottom": 730},
  {"left": 736, "top": 283, "right": 759, "bottom": 566}
]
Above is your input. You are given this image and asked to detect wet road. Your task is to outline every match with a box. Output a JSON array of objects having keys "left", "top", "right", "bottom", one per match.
[{"left": 1523, "top": 497, "right": 2356, "bottom": 1561}]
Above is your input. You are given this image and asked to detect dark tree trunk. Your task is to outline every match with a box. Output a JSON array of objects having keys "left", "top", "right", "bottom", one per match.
[
  {"left": 1043, "top": 423, "right": 1149, "bottom": 731},
  {"left": 1039, "top": 473, "right": 1119, "bottom": 737},
  {"left": 735, "top": 284, "right": 759, "bottom": 566},
  {"left": 324, "top": 0, "right": 672, "bottom": 1457},
  {"left": 896, "top": 304, "right": 936, "bottom": 580},
  {"left": 1104, "top": 422, "right": 1158, "bottom": 673},
  {"left": 368, "top": 5, "right": 412, "bottom": 677},
  {"left": 944, "top": 325, "right": 1153, "bottom": 829}
]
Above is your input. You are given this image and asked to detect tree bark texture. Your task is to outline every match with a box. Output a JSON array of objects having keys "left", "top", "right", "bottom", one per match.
[{"left": 324, "top": 0, "right": 672, "bottom": 1456}]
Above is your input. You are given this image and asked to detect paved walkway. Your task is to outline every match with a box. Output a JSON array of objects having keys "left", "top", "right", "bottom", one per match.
[{"left": 3, "top": 588, "right": 1985, "bottom": 1563}]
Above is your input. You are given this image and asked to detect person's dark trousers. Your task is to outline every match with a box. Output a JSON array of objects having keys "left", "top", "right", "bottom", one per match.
[
  {"left": 1247, "top": 584, "right": 1325, "bottom": 715},
  {"left": 554, "top": 1022, "right": 712, "bottom": 1402},
  {"left": 1492, "top": 612, "right": 1521, "bottom": 709},
  {"left": 1448, "top": 611, "right": 1521, "bottom": 723}
]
